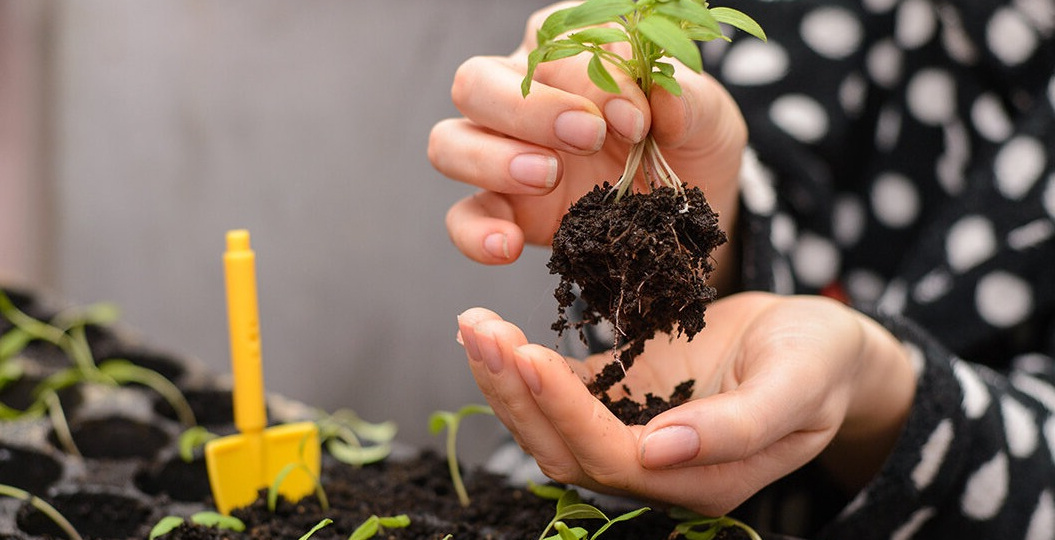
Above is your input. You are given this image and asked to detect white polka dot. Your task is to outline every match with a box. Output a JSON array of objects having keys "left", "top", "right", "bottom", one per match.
[
  {"left": 1013, "top": 353, "right": 1055, "bottom": 375},
  {"left": 976, "top": 271, "right": 1034, "bottom": 328},
  {"left": 995, "top": 135, "right": 1047, "bottom": 200},
  {"left": 801, "top": 7, "right": 863, "bottom": 59},
  {"left": 875, "top": 105, "right": 903, "bottom": 151},
  {"left": 912, "top": 419, "right": 954, "bottom": 489},
  {"left": 846, "top": 269, "right": 886, "bottom": 306},
  {"left": 1025, "top": 491, "right": 1055, "bottom": 540},
  {"left": 840, "top": 491, "right": 868, "bottom": 518},
  {"left": 914, "top": 269, "right": 952, "bottom": 303},
  {"left": 769, "top": 95, "right": 829, "bottom": 143},
  {"left": 1043, "top": 174, "right": 1055, "bottom": 219},
  {"left": 1012, "top": 372, "right": 1055, "bottom": 411},
  {"left": 867, "top": 39, "right": 902, "bottom": 88},
  {"left": 771, "top": 212, "right": 797, "bottom": 253},
  {"left": 907, "top": 69, "right": 957, "bottom": 125},
  {"left": 739, "top": 148, "right": 777, "bottom": 216},
  {"left": 877, "top": 278, "right": 908, "bottom": 315},
  {"left": 1015, "top": 0, "right": 1055, "bottom": 33},
  {"left": 962, "top": 452, "right": 1010, "bottom": 520},
  {"left": 1002, "top": 396, "right": 1039, "bottom": 458},
  {"left": 1049, "top": 74, "right": 1055, "bottom": 110},
  {"left": 988, "top": 7, "right": 1040, "bottom": 66},
  {"left": 946, "top": 215, "right": 997, "bottom": 272},
  {"left": 871, "top": 172, "right": 920, "bottom": 228},
  {"left": 971, "top": 93, "right": 1013, "bottom": 142},
  {"left": 940, "top": 7, "right": 979, "bottom": 64},
  {"left": 792, "top": 233, "right": 840, "bottom": 287},
  {"left": 863, "top": 0, "right": 898, "bottom": 14},
  {"left": 896, "top": 0, "right": 937, "bottom": 49},
  {"left": 772, "top": 258, "right": 795, "bottom": 296},
  {"left": 1008, "top": 218, "right": 1054, "bottom": 250},
  {"left": 721, "top": 40, "right": 789, "bottom": 86},
  {"left": 891, "top": 508, "right": 937, "bottom": 540},
  {"left": 936, "top": 122, "right": 970, "bottom": 195},
  {"left": 839, "top": 73, "right": 868, "bottom": 117},
  {"left": 905, "top": 342, "right": 926, "bottom": 377},
  {"left": 954, "top": 361, "right": 991, "bottom": 418},
  {"left": 833, "top": 195, "right": 866, "bottom": 246}
]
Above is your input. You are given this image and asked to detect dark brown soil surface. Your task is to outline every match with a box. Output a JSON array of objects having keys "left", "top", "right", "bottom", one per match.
[
  {"left": 144, "top": 451, "right": 755, "bottom": 540},
  {"left": 549, "top": 185, "right": 725, "bottom": 424}
]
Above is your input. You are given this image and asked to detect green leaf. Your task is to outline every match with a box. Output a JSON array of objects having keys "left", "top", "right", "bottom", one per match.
[
  {"left": 178, "top": 426, "right": 218, "bottom": 462},
  {"left": 536, "top": 6, "right": 575, "bottom": 44},
  {"left": 190, "top": 512, "right": 245, "bottom": 532},
  {"left": 710, "top": 7, "right": 767, "bottom": 41},
  {"left": 326, "top": 438, "right": 391, "bottom": 466},
  {"left": 637, "top": 14, "right": 703, "bottom": 72},
  {"left": 298, "top": 518, "right": 332, "bottom": 540},
  {"left": 428, "top": 411, "right": 454, "bottom": 434},
  {"left": 564, "top": 0, "right": 636, "bottom": 28},
  {"left": 554, "top": 488, "right": 582, "bottom": 512},
  {"left": 587, "top": 54, "right": 621, "bottom": 94},
  {"left": 349, "top": 516, "right": 380, "bottom": 540},
  {"left": 651, "top": 71, "right": 683, "bottom": 96},
  {"left": 554, "top": 502, "right": 609, "bottom": 522},
  {"left": 542, "top": 524, "right": 588, "bottom": 540},
  {"left": 655, "top": 0, "right": 721, "bottom": 35},
  {"left": 527, "top": 481, "right": 569, "bottom": 501},
  {"left": 377, "top": 515, "right": 411, "bottom": 529},
  {"left": 570, "top": 27, "right": 629, "bottom": 46},
  {"left": 555, "top": 522, "right": 587, "bottom": 540},
  {"left": 149, "top": 517, "right": 184, "bottom": 540},
  {"left": 590, "top": 507, "right": 649, "bottom": 539},
  {"left": 456, "top": 403, "right": 494, "bottom": 418}
]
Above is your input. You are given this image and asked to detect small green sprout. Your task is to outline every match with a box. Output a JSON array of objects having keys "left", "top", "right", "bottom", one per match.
[
  {"left": 428, "top": 404, "right": 495, "bottom": 507},
  {"left": 299, "top": 518, "right": 333, "bottom": 540},
  {"left": 0, "top": 289, "right": 196, "bottom": 431},
  {"left": 177, "top": 426, "right": 219, "bottom": 462},
  {"left": 268, "top": 431, "right": 330, "bottom": 512},
  {"left": 0, "top": 483, "right": 83, "bottom": 540},
  {"left": 148, "top": 511, "right": 245, "bottom": 540},
  {"left": 669, "top": 507, "right": 762, "bottom": 540},
  {"left": 528, "top": 482, "right": 649, "bottom": 540},
  {"left": 348, "top": 514, "right": 412, "bottom": 540},
  {"left": 522, "top": 0, "right": 765, "bottom": 201},
  {"left": 316, "top": 408, "right": 398, "bottom": 466}
]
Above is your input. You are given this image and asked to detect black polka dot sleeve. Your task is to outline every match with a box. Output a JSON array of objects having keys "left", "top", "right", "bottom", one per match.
[{"left": 707, "top": 0, "right": 1055, "bottom": 537}]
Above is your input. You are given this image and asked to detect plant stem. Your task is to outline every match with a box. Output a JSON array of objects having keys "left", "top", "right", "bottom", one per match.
[
  {"left": 445, "top": 419, "right": 470, "bottom": 507},
  {"left": 0, "top": 484, "right": 84, "bottom": 540},
  {"left": 610, "top": 134, "right": 685, "bottom": 202}
]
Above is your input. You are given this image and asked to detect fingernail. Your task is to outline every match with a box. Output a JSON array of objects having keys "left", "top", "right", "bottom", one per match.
[
  {"left": 475, "top": 328, "right": 503, "bottom": 374},
  {"left": 457, "top": 317, "right": 481, "bottom": 362},
  {"left": 510, "top": 154, "right": 558, "bottom": 189},
  {"left": 515, "top": 349, "right": 542, "bottom": 395},
  {"left": 483, "top": 233, "right": 510, "bottom": 260},
  {"left": 554, "top": 110, "right": 606, "bottom": 152},
  {"left": 604, "top": 99, "right": 645, "bottom": 142},
  {"left": 455, "top": 330, "right": 464, "bottom": 346},
  {"left": 640, "top": 425, "right": 700, "bottom": 468}
]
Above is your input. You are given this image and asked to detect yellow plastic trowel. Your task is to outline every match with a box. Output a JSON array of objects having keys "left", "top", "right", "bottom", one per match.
[{"left": 205, "top": 229, "right": 321, "bottom": 514}]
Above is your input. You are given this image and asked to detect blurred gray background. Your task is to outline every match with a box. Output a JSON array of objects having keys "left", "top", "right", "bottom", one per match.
[{"left": 0, "top": 0, "right": 557, "bottom": 462}]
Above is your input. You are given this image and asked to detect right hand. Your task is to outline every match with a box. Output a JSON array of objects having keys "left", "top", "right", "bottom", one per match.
[{"left": 428, "top": 1, "right": 749, "bottom": 277}]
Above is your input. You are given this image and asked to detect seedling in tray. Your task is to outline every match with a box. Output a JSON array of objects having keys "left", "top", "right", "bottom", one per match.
[{"left": 521, "top": 0, "right": 764, "bottom": 423}]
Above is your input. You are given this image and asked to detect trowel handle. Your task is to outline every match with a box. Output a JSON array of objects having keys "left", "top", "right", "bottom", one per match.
[{"left": 224, "top": 229, "right": 267, "bottom": 433}]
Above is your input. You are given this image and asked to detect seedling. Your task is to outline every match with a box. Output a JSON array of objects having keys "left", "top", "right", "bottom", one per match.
[
  {"left": 299, "top": 518, "right": 333, "bottom": 540},
  {"left": 178, "top": 426, "right": 219, "bottom": 462},
  {"left": 528, "top": 482, "right": 649, "bottom": 540},
  {"left": 316, "top": 408, "right": 398, "bottom": 466},
  {"left": 0, "top": 289, "right": 197, "bottom": 431},
  {"left": 267, "top": 431, "right": 330, "bottom": 512},
  {"left": 428, "top": 404, "right": 494, "bottom": 507},
  {"left": 0, "top": 483, "right": 83, "bottom": 540},
  {"left": 148, "top": 511, "right": 246, "bottom": 539},
  {"left": 348, "top": 514, "right": 412, "bottom": 540},
  {"left": 669, "top": 508, "right": 762, "bottom": 540},
  {"left": 520, "top": 0, "right": 765, "bottom": 422}
]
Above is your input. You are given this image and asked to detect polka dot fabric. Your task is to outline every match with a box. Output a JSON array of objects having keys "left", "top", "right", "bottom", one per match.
[{"left": 711, "top": 0, "right": 1055, "bottom": 537}]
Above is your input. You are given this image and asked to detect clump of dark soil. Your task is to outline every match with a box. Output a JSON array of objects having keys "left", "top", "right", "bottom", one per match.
[{"left": 549, "top": 184, "right": 725, "bottom": 425}]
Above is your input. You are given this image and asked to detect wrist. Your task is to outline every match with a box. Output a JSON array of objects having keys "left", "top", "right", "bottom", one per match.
[{"left": 821, "top": 313, "right": 917, "bottom": 492}]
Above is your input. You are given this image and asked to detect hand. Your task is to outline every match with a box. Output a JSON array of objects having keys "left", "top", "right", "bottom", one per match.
[
  {"left": 455, "top": 292, "right": 916, "bottom": 516},
  {"left": 429, "top": 2, "right": 747, "bottom": 286}
]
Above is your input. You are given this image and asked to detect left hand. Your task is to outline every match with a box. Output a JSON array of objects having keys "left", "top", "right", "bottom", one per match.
[{"left": 455, "top": 292, "right": 916, "bottom": 516}]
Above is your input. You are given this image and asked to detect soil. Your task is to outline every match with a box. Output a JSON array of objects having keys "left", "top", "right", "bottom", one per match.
[{"left": 549, "top": 185, "right": 725, "bottom": 425}]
